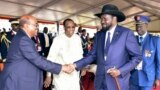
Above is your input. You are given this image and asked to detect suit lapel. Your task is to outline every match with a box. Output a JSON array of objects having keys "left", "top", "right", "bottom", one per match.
[
  {"left": 110, "top": 26, "right": 122, "bottom": 44},
  {"left": 107, "top": 26, "right": 122, "bottom": 57},
  {"left": 142, "top": 34, "right": 149, "bottom": 46},
  {"left": 100, "top": 26, "right": 122, "bottom": 61},
  {"left": 141, "top": 34, "right": 150, "bottom": 51}
]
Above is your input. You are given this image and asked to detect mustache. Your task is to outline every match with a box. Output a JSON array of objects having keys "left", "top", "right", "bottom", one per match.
[{"left": 102, "top": 25, "right": 111, "bottom": 31}]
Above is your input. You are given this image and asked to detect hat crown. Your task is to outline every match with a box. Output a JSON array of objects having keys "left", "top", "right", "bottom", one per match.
[
  {"left": 102, "top": 4, "right": 119, "bottom": 13},
  {"left": 134, "top": 15, "right": 150, "bottom": 24},
  {"left": 95, "top": 4, "right": 126, "bottom": 22}
]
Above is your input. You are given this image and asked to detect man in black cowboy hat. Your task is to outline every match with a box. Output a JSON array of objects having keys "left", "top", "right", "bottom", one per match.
[
  {"left": 68, "top": 4, "right": 142, "bottom": 90},
  {"left": 0, "top": 18, "right": 20, "bottom": 62}
]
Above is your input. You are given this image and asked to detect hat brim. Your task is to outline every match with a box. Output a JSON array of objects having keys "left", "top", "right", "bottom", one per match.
[
  {"left": 135, "top": 21, "right": 148, "bottom": 25},
  {"left": 95, "top": 11, "right": 126, "bottom": 22},
  {"left": 11, "top": 21, "right": 19, "bottom": 24}
]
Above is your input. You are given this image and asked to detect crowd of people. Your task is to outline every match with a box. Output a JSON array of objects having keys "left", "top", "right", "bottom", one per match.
[{"left": 0, "top": 4, "right": 160, "bottom": 90}]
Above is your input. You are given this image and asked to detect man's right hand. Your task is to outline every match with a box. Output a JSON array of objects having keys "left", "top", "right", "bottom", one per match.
[
  {"left": 81, "top": 69, "right": 87, "bottom": 76},
  {"left": 44, "top": 76, "right": 52, "bottom": 88}
]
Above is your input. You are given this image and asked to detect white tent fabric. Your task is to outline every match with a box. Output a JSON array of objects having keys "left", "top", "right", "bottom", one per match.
[{"left": 0, "top": 0, "right": 160, "bottom": 32}]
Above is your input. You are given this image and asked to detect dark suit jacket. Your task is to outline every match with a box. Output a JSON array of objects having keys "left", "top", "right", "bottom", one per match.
[
  {"left": 0, "top": 31, "right": 15, "bottom": 59},
  {"left": 41, "top": 33, "right": 51, "bottom": 48},
  {"left": 40, "top": 33, "right": 52, "bottom": 57},
  {"left": 75, "top": 25, "right": 142, "bottom": 90},
  {"left": 81, "top": 35, "right": 88, "bottom": 57},
  {"left": 0, "top": 29, "right": 62, "bottom": 90}
]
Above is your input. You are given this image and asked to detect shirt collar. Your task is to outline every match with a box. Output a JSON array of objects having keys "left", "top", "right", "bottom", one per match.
[
  {"left": 12, "top": 30, "right": 17, "bottom": 35},
  {"left": 107, "top": 25, "right": 117, "bottom": 34},
  {"left": 138, "top": 32, "right": 147, "bottom": 39}
]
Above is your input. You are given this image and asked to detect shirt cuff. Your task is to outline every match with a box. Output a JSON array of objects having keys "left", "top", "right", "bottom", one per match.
[{"left": 47, "top": 72, "right": 52, "bottom": 77}]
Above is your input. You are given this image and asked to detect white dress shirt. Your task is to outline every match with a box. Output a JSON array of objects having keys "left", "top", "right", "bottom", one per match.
[
  {"left": 44, "top": 33, "right": 49, "bottom": 47},
  {"left": 104, "top": 25, "right": 117, "bottom": 60},
  {"left": 104, "top": 25, "right": 117, "bottom": 47}
]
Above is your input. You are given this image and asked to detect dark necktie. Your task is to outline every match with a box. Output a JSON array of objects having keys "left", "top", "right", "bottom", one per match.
[
  {"left": 35, "top": 36, "right": 39, "bottom": 50},
  {"left": 104, "top": 32, "right": 111, "bottom": 55},
  {"left": 139, "top": 36, "right": 143, "bottom": 46}
]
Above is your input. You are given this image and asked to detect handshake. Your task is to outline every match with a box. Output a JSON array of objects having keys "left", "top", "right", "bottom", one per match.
[{"left": 61, "top": 64, "right": 76, "bottom": 74}]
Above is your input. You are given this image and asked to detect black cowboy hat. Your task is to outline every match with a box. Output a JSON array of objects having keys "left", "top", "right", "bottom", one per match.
[{"left": 95, "top": 4, "right": 126, "bottom": 22}]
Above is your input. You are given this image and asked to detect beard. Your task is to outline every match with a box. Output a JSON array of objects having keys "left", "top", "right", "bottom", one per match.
[{"left": 102, "top": 24, "right": 112, "bottom": 31}]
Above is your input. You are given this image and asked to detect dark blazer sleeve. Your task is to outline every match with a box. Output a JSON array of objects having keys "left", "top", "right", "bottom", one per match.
[
  {"left": 119, "top": 30, "right": 142, "bottom": 77},
  {"left": 19, "top": 36, "right": 62, "bottom": 74}
]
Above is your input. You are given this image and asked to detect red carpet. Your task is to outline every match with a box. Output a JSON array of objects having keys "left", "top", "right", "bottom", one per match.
[
  {"left": 153, "top": 87, "right": 160, "bottom": 90},
  {"left": 153, "top": 81, "right": 160, "bottom": 90}
]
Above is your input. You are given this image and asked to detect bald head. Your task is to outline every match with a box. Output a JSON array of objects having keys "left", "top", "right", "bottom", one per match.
[
  {"left": 19, "top": 15, "right": 37, "bottom": 27},
  {"left": 19, "top": 15, "right": 38, "bottom": 38}
]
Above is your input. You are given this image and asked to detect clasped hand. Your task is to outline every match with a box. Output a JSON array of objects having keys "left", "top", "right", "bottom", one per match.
[
  {"left": 44, "top": 64, "right": 76, "bottom": 88},
  {"left": 62, "top": 64, "right": 76, "bottom": 74}
]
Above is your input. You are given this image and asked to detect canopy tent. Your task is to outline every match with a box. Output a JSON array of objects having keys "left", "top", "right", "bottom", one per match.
[{"left": 0, "top": 0, "right": 160, "bottom": 32}]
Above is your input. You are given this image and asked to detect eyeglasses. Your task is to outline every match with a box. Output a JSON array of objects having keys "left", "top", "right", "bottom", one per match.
[{"left": 28, "top": 23, "right": 39, "bottom": 28}]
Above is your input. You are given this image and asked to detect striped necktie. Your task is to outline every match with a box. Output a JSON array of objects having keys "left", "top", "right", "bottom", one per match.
[{"left": 139, "top": 36, "right": 143, "bottom": 46}]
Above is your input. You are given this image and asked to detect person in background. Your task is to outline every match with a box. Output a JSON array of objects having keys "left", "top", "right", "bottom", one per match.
[
  {"left": 77, "top": 26, "right": 82, "bottom": 36},
  {"left": 81, "top": 29, "right": 88, "bottom": 57},
  {"left": 41, "top": 27, "right": 52, "bottom": 90},
  {"left": 69, "top": 4, "right": 142, "bottom": 90},
  {"left": 81, "top": 37, "right": 96, "bottom": 90},
  {"left": 0, "top": 15, "right": 72, "bottom": 90},
  {"left": 32, "top": 28, "right": 43, "bottom": 56},
  {"left": 44, "top": 18, "right": 83, "bottom": 90},
  {"left": 48, "top": 31, "right": 54, "bottom": 45},
  {"left": 41, "top": 27, "right": 51, "bottom": 57},
  {"left": 130, "top": 15, "right": 160, "bottom": 90},
  {"left": 0, "top": 18, "right": 19, "bottom": 62}
]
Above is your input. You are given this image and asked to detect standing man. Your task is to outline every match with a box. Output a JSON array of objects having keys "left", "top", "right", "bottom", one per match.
[
  {"left": 0, "top": 18, "right": 19, "bottom": 62},
  {"left": 81, "top": 29, "right": 88, "bottom": 57},
  {"left": 77, "top": 26, "right": 82, "bottom": 36},
  {"left": 44, "top": 18, "right": 83, "bottom": 90},
  {"left": 0, "top": 15, "right": 71, "bottom": 90},
  {"left": 41, "top": 27, "right": 51, "bottom": 57},
  {"left": 70, "top": 4, "right": 142, "bottom": 90},
  {"left": 130, "top": 15, "right": 160, "bottom": 90}
]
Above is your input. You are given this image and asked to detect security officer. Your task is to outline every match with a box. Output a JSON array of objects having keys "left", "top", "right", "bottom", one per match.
[
  {"left": 0, "top": 18, "right": 19, "bottom": 62},
  {"left": 130, "top": 15, "right": 160, "bottom": 90}
]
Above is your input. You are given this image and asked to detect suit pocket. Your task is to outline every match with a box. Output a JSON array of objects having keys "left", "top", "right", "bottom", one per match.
[{"left": 5, "top": 75, "right": 17, "bottom": 90}]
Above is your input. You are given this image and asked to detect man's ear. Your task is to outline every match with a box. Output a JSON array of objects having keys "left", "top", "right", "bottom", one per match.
[
  {"left": 113, "top": 16, "right": 117, "bottom": 21},
  {"left": 23, "top": 23, "right": 28, "bottom": 28}
]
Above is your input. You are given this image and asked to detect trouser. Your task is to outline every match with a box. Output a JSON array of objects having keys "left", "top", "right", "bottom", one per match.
[{"left": 130, "top": 84, "right": 152, "bottom": 90}]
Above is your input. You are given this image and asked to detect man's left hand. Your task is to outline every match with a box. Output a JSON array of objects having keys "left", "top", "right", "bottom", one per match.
[
  {"left": 154, "top": 79, "right": 160, "bottom": 89},
  {"left": 107, "top": 68, "right": 120, "bottom": 77}
]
